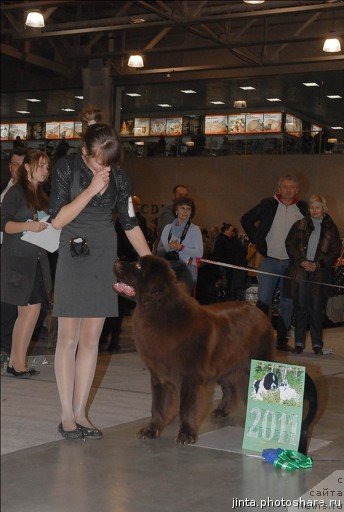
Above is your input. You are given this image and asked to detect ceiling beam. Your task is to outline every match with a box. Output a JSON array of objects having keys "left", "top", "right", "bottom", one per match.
[
  {"left": 1, "top": 0, "right": 73, "bottom": 10},
  {"left": 1, "top": 42, "right": 71, "bottom": 75},
  {"left": 13, "top": 2, "right": 344, "bottom": 39}
]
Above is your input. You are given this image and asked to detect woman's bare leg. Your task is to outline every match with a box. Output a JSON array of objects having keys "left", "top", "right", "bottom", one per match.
[
  {"left": 73, "top": 317, "right": 105, "bottom": 428},
  {"left": 9, "top": 304, "right": 41, "bottom": 372},
  {"left": 54, "top": 317, "right": 81, "bottom": 431}
]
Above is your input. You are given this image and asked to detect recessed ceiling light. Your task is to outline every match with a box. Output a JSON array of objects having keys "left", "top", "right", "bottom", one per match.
[
  {"left": 327, "top": 95, "right": 342, "bottom": 99},
  {"left": 303, "top": 82, "right": 319, "bottom": 87},
  {"left": 126, "top": 93, "right": 141, "bottom": 97},
  {"left": 210, "top": 101, "right": 225, "bottom": 105},
  {"left": 26, "top": 98, "right": 41, "bottom": 102},
  {"left": 331, "top": 126, "right": 343, "bottom": 130},
  {"left": 16, "top": 110, "right": 30, "bottom": 114},
  {"left": 180, "top": 90, "right": 197, "bottom": 94},
  {"left": 243, "top": 0, "right": 265, "bottom": 4},
  {"left": 267, "top": 98, "right": 281, "bottom": 102},
  {"left": 61, "top": 108, "right": 75, "bottom": 112},
  {"left": 240, "top": 86, "right": 255, "bottom": 90},
  {"left": 157, "top": 104, "right": 172, "bottom": 107},
  {"left": 74, "top": 95, "right": 84, "bottom": 99}
]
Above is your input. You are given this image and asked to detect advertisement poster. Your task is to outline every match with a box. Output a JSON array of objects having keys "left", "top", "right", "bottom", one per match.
[
  {"left": 9, "top": 123, "right": 27, "bottom": 140},
  {"left": 134, "top": 118, "right": 150, "bottom": 137},
  {"left": 204, "top": 115, "right": 228, "bottom": 135},
  {"left": 227, "top": 114, "right": 246, "bottom": 134},
  {"left": 119, "top": 119, "right": 134, "bottom": 137},
  {"left": 263, "top": 113, "right": 282, "bottom": 132},
  {"left": 45, "top": 121, "right": 60, "bottom": 139},
  {"left": 285, "top": 114, "right": 302, "bottom": 137},
  {"left": 1, "top": 124, "right": 10, "bottom": 141},
  {"left": 166, "top": 117, "right": 183, "bottom": 136},
  {"left": 243, "top": 359, "right": 305, "bottom": 453},
  {"left": 74, "top": 121, "right": 82, "bottom": 139},
  {"left": 60, "top": 121, "right": 75, "bottom": 139},
  {"left": 246, "top": 113, "right": 264, "bottom": 133},
  {"left": 311, "top": 124, "right": 322, "bottom": 137},
  {"left": 31, "top": 122, "right": 45, "bottom": 140},
  {"left": 150, "top": 118, "right": 167, "bottom": 136}
]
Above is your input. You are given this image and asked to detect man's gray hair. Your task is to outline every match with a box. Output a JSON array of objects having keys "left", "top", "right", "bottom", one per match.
[{"left": 278, "top": 174, "right": 299, "bottom": 188}]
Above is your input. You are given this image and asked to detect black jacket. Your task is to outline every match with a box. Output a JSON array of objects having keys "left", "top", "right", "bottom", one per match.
[{"left": 241, "top": 197, "right": 308, "bottom": 256}]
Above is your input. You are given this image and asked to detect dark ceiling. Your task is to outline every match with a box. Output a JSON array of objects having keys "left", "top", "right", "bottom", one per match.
[{"left": 1, "top": 0, "right": 344, "bottom": 134}]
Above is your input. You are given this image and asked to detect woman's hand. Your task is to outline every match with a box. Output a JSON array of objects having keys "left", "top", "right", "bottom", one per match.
[
  {"left": 88, "top": 170, "right": 110, "bottom": 196},
  {"left": 28, "top": 221, "right": 48, "bottom": 233},
  {"left": 169, "top": 240, "right": 183, "bottom": 251}
]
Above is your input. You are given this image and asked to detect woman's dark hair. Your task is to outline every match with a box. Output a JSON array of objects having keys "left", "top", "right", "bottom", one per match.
[
  {"left": 80, "top": 107, "right": 123, "bottom": 167},
  {"left": 173, "top": 196, "right": 196, "bottom": 219},
  {"left": 18, "top": 150, "right": 50, "bottom": 212},
  {"left": 220, "top": 222, "right": 233, "bottom": 233}
]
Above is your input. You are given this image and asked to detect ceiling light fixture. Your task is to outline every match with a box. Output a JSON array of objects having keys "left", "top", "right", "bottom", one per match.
[
  {"left": 327, "top": 95, "right": 342, "bottom": 99},
  {"left": 180, "top": 90, "right": 197, "bottom": 94},
  {"left": 126, "top": 93, "right": 141, "bottom": 97},
  {"left": 323, "top": 10, "right": 341, "bottom": 53},
  {"left": 323, "top": 37, "right": 341, "bottom": 52},
  {"left": 75, "top": 95, "right": 84, "bottom": 100},
  {"left": 25, "top": 10, "right": 45, "bottom": 28},
  {"left": 210, "top": 101, "right": 225, "bottom": 105},
  {"left": 61, "top": 108, "right": 75, "bottom": 112},
  {"left": 243, "top": 1, "right": 265, "bottom": 4},
  {"left": 16, "top": 110, "right": 30, "bottom": 114},
  {"left": 331, "top": 126, "right": 343, "bottom": 130},
  {"left": 240, "top": 86, "right": 255, "bottom": 90},
  {"left": 130, "top": 18, "right": 146, "bottom": 24},
  {"left": 267, "top": 98, "right": 281, "bottom": 102},
  {"left": 26, "top": 98, "right": 41, "bottom": 102},
  {"left": 157, "top": 104, "right": 172, "bottom": 107},
  {"left": 128, "top": 55, "right": 144, "bottom": 68},
  {"left": 233, "top": 100, "right": 247, "bottom": 108},
  {"left": 303, "top": 82, "right": 319, "bottom": 87}
]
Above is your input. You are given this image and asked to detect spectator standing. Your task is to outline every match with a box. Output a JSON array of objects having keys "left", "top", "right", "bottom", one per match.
[
  {"left": 157, "top": 184, "right": 188, "bottom": 234},
  {"left": 241, "top": 174, "right": 308, "bottom": 351},
  {"left": 1, "top": 148, "right": 26, "bottom": 363},
  {"left": 1, "top": 150, "right": 51, "bottom": 377},
  {"left": 285, "top": 194, "right": 341, "bottom": 354}
]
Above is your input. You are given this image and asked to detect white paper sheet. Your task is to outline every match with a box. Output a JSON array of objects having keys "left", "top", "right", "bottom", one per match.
[{"left": 21, "top": 216, "right": 61, "bottom": 253}]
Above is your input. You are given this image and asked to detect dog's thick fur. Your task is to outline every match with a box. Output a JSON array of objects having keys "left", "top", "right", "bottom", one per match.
[{"left": 114, "top": 255, "right": 275, "bottom": 444}]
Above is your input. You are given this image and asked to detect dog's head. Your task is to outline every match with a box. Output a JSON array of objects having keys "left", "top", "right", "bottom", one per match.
[{"left": 113, "top": 255, "right": 178, "bottom": 307}]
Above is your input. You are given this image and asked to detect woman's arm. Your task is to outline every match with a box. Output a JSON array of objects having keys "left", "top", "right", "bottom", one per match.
[
  {"left": 125, "top": 225, "right": 151, "bottom": 257},
  {"left": 51, "top": 170, "right": 110, "bottom": 230},
  {"left": 5, "top": 220, "right": 48, "bottom": 234}
]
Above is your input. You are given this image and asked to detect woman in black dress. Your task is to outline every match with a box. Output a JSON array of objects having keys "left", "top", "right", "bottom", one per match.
[
  {"left": 50, "top": 108, "right": 150, "bottom": 440},
  {"left": 1, "top": 150, "right": 51, "bottom": 377}
]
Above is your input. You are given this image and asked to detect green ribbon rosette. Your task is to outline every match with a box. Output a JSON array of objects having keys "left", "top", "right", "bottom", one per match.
[{"left": 274, "top": 450, "right": 313, "bottom": 472}]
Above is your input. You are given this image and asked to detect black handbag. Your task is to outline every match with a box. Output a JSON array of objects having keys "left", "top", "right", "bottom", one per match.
[
  {"left": 70, "top": 237, "right": 90, "bottom": 258},
  {"left": 164, "top": 250, "right": 180, "bottom": 261}
]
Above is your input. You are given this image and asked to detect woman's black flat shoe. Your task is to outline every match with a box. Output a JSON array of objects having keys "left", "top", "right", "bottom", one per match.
[
  {"left": 58, "top": 423, "right": 85, "bottom": 440},
  {"left": 7, "top": 366, "right": 33, "bottom": 379},
  {"left": 28, "top": 368, "right": 40, "bottom": 376},
  {"left": 76, "top": 423, "right": 103, "bottom": 440}
]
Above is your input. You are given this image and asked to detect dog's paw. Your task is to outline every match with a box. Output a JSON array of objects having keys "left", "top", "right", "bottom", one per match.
[
  {"left": 211, "top": 407, "right": 228, "bottom": 419},
  {"left": 137, "top": 424, "right": 161, "bottom": 439},
  {"left": 176, "top": 428, "right": 197, "bottom": 445}
]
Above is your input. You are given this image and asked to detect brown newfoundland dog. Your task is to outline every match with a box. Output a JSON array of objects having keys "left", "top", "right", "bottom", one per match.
[{"left": 114, "top": 255, "right": 275, "bottom": 445}]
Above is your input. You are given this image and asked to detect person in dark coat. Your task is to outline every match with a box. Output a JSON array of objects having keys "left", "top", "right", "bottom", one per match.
[
  {"left": 285, "top": 194, "right": 341, "bottom": 355},
  {"left": 1, "top": 150, "right": 52, "bottom": 377},
  {"left": 213, "top": 223, "right": 247, "bottom": 301}
]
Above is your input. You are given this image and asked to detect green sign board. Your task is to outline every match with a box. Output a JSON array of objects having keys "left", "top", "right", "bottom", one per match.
[{"left": 242, "top": 359, "right": 305, "bottom": 453}]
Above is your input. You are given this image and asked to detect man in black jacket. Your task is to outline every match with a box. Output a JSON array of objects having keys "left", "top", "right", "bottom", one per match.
[{"left": 241, "top": 174, "right": 308, "bottom": 351}]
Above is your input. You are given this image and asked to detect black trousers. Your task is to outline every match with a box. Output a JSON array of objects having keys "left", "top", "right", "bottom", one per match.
[
  {"left": 1, "top": 301, "right": 18, "bottom": 354},
  {"left": 294, "top": 281, "right": 327, "bottom": 349}
]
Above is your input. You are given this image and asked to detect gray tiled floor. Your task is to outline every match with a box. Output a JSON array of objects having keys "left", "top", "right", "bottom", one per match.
[{"left": 1, "top": 323, "right": 344, "bottom": 512}]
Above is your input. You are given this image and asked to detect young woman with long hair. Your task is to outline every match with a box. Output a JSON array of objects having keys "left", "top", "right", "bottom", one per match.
[
  {"left": 1, "top": 150, "right": 52, "bottom": 377},
  {"left": 49, "top": 108, "right": 150, "bottom": 440}
]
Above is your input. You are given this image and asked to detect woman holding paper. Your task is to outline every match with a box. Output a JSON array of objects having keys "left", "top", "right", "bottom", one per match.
[
  {"left": 1, "top": 150, "right": 52, "bottom": 377},
  {"left": 49, "top": 108, "right": 150, "bottom": 440}
]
